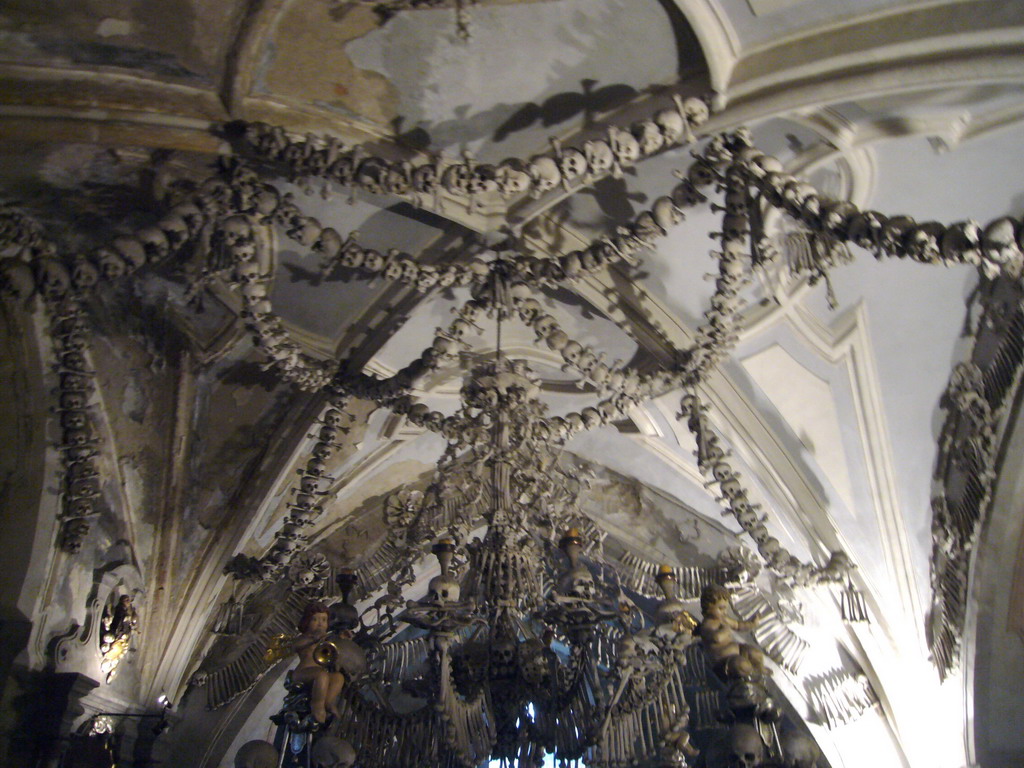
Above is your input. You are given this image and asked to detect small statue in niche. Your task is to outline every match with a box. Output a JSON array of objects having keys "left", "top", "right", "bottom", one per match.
[
  {"left": 99, "top": 594, "right": 139, "bottom": 683},
  {"left": 291, "top": 600, "right": 346, "bottom": 723},
  {"left": 698, "top": 584, "right": 766, "bottom": 680}
]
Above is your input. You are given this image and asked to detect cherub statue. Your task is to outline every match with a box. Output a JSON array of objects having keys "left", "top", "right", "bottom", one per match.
[
  {"left": 99, "top": 594, "right": 139, "bottom": 682},
  {"left": 291, "top": 600, "right": 346, "bottom": 723},
  {"left": 698, "top": 584, "right": 766, "bottom": 680},
  {"left": 660, "top": 703, "right": 699, "bottom": 765}
]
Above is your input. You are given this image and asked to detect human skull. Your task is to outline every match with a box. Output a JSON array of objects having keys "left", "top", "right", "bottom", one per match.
[
  {"left": 340, "top": 242, "right": 365, "bottom": 269},
  {"left": 580, "top": 407, "right": 602, "bottom": 430},
  {"left": 310, "top": 736, "right": 356, "bottom": 768},
  {"left": 681, "top": 97, "right": 710, "bottom": 129},
  {"left": 779, "top": 730, "right": 820, "bottom": 768},
  {"left": 170, "top": 201, "right": 206, "bottom": 235},
  {"left": 315, "top": 227, "right": 343, "bottom": 260},
  {"left": 468, "top": 164, "right": 499, "bottom": 196},
  {"left": 557, "top": 148, "right": 588, "bottom": 185},
  {"left": 427, "top": 574, "right": 461, "bottom": 604},
  {"left": 442, "top": 162, "right": 472, "bottom": 196},
  {"left": 941, "top": 220, "right": 982, "bottom": 264},
  {"left": 528, "top": 156, "right": 562, "bottom": 196},
  {"left": 727, "top": 723, "right": 765, "bottom": 768},
  {"left": 632, "top": 120, "right": 664, "bottom": 156},
  {"left": 712, "top": 461, "right": 735, "bottom": 483},
  {"left": 819, "top": 200, "right": 857, "bottom": 237},
  {"left": 69, "top": 258, "right": 100, "bottom": 291},
  {"left": 384, "top": 163, "right": 412, "bottom": 196},
  {"left": 66, "top": 497, "right": 95, "bottom": 518},
  {"left": 60, "top": 390, "right": 88, "bottom": 410},
  {"left": 136, "top": 225, "right": 170, "bottom": 260},
  {"left": 655, "top": 107, "right": 685, "bottom": 143},
  {"left": 495, "top": 160, "right": 531, "bottom": 197},
  {"left": 759, "top": 536, "right": 781, "bottom": 559},
  {"left": 879, "top": 215, "right": 915, "bottom": 254},
  {"left": 562, "top": 565, "right": 596, "bottom": 600},
  {"left": 384, "top": 254, "right": 405, "bottom": 281},
  {"left": 734, "top": 502, "right": 759, "bottom": 530},
  {"left": 652, "top": 196, "right": 683, "bottom": 231},
  {"left": 782, "top": 181, "right": 817, "bottom": 213},
  {"left": 583, "top": 139, "right": 615, "bottom": 176},
  {"left": 357, "top": 157, "right": 388, "bottom": 195},
  {"left": 748, "top": 523, "right": 771, "bottom": 545},
  {"left": 904, "top": 221, "right": 944, "bottom": 262},
  {"left": 720, "top": 477, "right": 744, "bottom": 501},
  {"left": 411, "top": 162, "right": 439, "bottom": 195},
  {"left": 533, "top": 314, "right": 557, "bottom": 339},
  {"left": 688, "top": 160, "right": 717, "bottom": 189},
  {"left": 154, "top": 213, "right": 190, "bottom": 251},
  {"left": 608, "top": 126, "right": 641, "bottom": 168},
  {"left": 490, "top": 638, "right": 517, "bottom": 675},
  {"left": 982, "top": 217, "right": 1020, "bottom": 274},
  {"left": 362, "top": 249, "right": 384, "bottom": 272},
  {"left": 234, "top": 740, "right": 279, "bottom": 768},
  {"left": 0, "top": 258, "right": 37, "bottom": 300},
  {"left": 35, "top": 258, "right": 71, "bottom": 301},
  {"left": 61, "top": 410, "right": 89, "bottom": 430},
  {"left": 560, "top": 251, "right": 582, "bottom": 279}
]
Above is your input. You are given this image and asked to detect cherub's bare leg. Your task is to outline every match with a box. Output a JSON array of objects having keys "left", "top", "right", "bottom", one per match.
[
  {"left": 294, "top": 666, "right": 330, "bottom": 722},
  {"left": 740, "top": 644, "right": 767, "bottom": 676},
  {"left": 325, "top": 671, "right": 346, "bottom": 716}
]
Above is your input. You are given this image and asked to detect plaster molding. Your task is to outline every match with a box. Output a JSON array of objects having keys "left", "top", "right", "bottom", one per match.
[
  {"left": 219, "top": 0, "right": 290, "bottom": 117},
  {"left": 137, "top": 395, "right": 328, "bottom": 704},
  {"left": 748, "top": 300, "right": 924, "bottom": 642},
  {"left": 668, "top": 0, "right": 741, "bottom": 97},
  {"left": 310, "top": 438, "right": 434, "bottom": 545},
  {"left": 627, "top": 432, "right": 707, "bottom": 490},
  {"left": 728, "top": 2, "right": 1024, "bottom": 99}
]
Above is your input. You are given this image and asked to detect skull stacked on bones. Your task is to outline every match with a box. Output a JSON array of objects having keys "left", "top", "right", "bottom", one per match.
[
  {"left": 310, "top": 736, "right": 357, "bottom": 768},
  {"left": 234, "top": 740, "right": 279, "bottom": 768}
]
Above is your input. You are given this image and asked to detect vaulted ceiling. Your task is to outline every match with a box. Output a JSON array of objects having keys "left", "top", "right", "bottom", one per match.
[{"left": 1, "top": 2, "right": 1023, "bottom": 767}]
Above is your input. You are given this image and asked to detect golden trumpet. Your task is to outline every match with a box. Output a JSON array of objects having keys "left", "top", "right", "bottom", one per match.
[
  {"left": 313, "top": 635, "right": 344, "bottom": 672},
  {"left": 263, "top": 632, "right": 299, "bottom": 665}
]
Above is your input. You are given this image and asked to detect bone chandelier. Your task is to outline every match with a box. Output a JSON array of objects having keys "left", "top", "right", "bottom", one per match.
[{"left": 3, "top": 85, "right": 1021, "bottom": 768}]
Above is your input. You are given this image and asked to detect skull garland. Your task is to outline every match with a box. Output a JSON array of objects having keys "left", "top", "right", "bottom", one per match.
[{"left": 259, "top": 398, "right": 350, "bottom": 574}]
